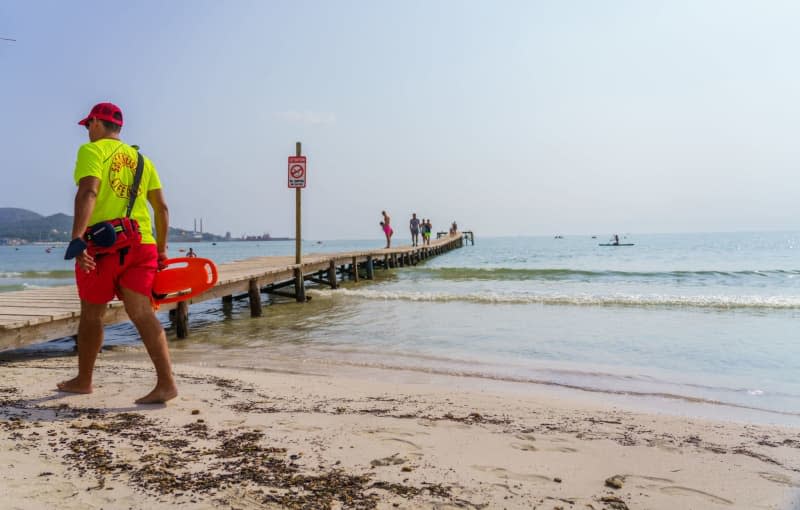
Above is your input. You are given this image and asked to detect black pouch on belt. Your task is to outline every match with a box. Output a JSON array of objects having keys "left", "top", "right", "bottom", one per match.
[{"left": 86, "top": 222, "right": 117, "bottom": 248}]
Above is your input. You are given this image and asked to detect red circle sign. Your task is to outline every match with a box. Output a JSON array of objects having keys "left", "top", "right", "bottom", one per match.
[{"left": 290, "top": 165, "right": 304, "bottom": 179}]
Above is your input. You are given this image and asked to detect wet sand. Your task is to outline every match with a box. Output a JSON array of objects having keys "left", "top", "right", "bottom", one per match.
[{"left": 1, "top": 357, "right": 798, "bottom": 509}]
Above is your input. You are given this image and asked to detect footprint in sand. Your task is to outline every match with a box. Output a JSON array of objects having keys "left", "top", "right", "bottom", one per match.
[
  {"left": 759, "top": 472, "right": 799, "bottom": 487},
  {"left": 471, "top": 465, "right": 553, "bottom": 483},
  {"left": 660, "top": 486, "right": 733, "bottom": 505},
  {"left": 361, "top": 427, "right": 426, "bottom": 438},
  {"left": 515, "top": 433, "right": 537, "bottom": 442},
  {"left": 380, "top": 437, "right": 422, "bottom": 450},
  {"left": 624, "top": 474, "right": 675, "bottom": 484},
  {"left": 510, "top": 442, "right": 538, "bottom": 452}
]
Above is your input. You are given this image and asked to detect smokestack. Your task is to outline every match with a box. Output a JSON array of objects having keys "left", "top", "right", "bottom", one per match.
[
  {"left": 194, "top": 219, "right": 197, "bottom": 232},
  {"left": 200, "top": 218, "right": 203, "bottom": 233}
]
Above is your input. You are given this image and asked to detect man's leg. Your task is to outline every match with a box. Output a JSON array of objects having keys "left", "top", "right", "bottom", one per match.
[
  {"left": 57, "top": 300, "right": 107, "bottom": 393},
  {"left": 119, "top": 286, "right": 178, "bottom": 404}
]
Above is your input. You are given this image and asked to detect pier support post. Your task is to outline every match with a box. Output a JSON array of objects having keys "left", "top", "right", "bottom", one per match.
[
  {"left": 294, "top": 268, "right": 305, "bottom": 302},
  {"left": 328, "top": 260, "right": 338, "bottom": 289},
  {"left": 248, "top": 279, "right": 262, "bottom": 317},
  {"left": 366, "top": 256, "right": 374, "bottom": 279},
  {"left": 222, "top": 295, "right": 233, "bottom": 317},
  {"left": 175, "top": 301, "right": 189, "bottom": 338},
  {"left": 352, "top": 257, "right": 360, "bottom": 282}
]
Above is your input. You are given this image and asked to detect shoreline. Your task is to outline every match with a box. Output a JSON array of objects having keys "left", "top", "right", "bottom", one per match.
[
  {"left": 1, "top": 356, "right": 798, "bottom": 509},
  {"left": 8, "top": 337, "right": 800, "bottom": 427}
]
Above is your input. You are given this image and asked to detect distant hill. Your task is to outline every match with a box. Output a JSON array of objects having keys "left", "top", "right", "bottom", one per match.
[
  {"left": 0, "top": 208, "right": 73, "bottom": 241},
  {"left": 0, "top": 208, "right": 43, "bottom": 224},
  {"left": 0, "top": 208, "right": 225, "bottom": 243}
]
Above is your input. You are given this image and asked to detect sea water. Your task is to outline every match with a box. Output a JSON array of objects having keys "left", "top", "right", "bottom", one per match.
[{"left": 3, "top": 232, "right": 800, "bottom": 425}]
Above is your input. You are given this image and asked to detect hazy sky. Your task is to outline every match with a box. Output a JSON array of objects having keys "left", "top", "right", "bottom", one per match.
[{"left": 1, "top": 1, "right": 798, "bottom": 239}]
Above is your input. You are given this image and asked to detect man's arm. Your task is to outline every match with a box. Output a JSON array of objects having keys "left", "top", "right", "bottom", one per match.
[
  {"left": 147, "top": 188, "right": 169, "bottom": 265},
  {"left": 70, "top": 177, "right": 100, "bottom": 271},
  {"left": 72, "top": 177, "right": 100, "bottom": 239}
]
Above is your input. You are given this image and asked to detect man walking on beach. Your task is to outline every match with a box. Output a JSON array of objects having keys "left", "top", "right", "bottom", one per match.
[{"left": 59, "top": 102, "right": 177, "bottom": 404}]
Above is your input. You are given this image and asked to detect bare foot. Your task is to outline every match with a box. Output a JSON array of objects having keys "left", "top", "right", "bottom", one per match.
[
  {"left": 57, "top": 377, "right": 93, "bottom": 394},
  {"left": 135, "top": 385, "right": 178, "bottom": 404}
]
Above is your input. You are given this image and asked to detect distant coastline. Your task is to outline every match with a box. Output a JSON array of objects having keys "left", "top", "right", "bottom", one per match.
[{"left": 0, "top": 207, "right": 290, "bottom": 244}]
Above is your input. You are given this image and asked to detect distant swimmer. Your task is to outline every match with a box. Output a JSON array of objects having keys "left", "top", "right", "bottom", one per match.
[
  {"left": 187, "top": 247, "right": 197, "bottom": 258},
  {"left": 614, "top": 234, "right": 620, "bottom": 245}
]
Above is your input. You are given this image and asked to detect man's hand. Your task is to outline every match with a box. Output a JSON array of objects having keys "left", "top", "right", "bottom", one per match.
[
  {"left": 157, "top": 250, "right": 169, "bottom": 270},
  {"left": 76, "top": 251, "right": 96, "bottom": 273}
]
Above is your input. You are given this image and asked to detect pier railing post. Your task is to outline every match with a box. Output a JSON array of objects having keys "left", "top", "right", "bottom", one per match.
[{"left": 293, "top": 142, "right": 306, "bottom": 302}]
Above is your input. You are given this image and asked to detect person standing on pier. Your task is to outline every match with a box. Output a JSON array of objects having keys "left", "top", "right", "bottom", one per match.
[
  {"left": 410, "top": 213, "right": 421, "bottom": 247},
  {"left": 59, "top": 102, "right": 177, "bottom": 404},
  {"left": 423, "top": 219, "right": 432, "bottom": 245},
  {"left": 381, "top": 210, "right": 394, "bottom": 248}
]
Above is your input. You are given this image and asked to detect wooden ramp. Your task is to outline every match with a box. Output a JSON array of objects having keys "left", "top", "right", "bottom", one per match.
[{"left": 0, "top": 234, "right": 469, "bottom": 351}]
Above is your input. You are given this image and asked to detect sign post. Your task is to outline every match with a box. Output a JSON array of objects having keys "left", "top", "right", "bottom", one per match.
[{"left": 288, "top": 143, "right": 306, "bottom": 302}]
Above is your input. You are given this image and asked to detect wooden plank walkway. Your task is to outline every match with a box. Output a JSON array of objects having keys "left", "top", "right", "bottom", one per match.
[{"left": 0, "top": 233, "right": 468, "bottom": 351}]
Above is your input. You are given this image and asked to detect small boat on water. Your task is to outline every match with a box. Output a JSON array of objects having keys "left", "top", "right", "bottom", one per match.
[{"left": 600, "top": 234, "right": 632, "bottom": 246}]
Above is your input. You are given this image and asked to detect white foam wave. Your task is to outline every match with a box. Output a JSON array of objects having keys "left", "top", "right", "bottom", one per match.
[
  {"left": 0, "top": 272, "right": 22, "bottom": 278},
  {"left": 308, "top": 288, "right": 800, "bottom": 309}
]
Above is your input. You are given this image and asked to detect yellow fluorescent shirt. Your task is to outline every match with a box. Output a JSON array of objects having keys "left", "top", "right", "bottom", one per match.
[{"left": 73, "top": 139, "right": 162, "bottom": 245}]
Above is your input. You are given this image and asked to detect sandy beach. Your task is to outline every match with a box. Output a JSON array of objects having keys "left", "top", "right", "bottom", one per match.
[{"left": 0, "top": 356, "right": 797, "bottom": 509}]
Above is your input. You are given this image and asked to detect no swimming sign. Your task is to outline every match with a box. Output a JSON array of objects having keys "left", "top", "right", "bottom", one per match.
[{"left": 288, "top": 156, "right": 307, "bottom": 188}]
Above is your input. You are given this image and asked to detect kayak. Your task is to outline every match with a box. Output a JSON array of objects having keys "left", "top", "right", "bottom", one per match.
[{"left": 598, "top": 243, "right": 634, "bottom": 246}]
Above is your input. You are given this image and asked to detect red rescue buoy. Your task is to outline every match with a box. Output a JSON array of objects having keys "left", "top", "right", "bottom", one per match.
[{"left": 152, "top": 257, "right": 218, "bottom": 305}]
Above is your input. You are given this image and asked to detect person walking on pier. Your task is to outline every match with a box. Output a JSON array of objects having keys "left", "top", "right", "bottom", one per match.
[
  {"left": 423, "top": 219, "right": 432, "bottom": 245},
  {"left": 381, "top": 210, "right": 394, "bottom": 248},
  {"left": 59, "top": 102, "right": 177, "bottom": 404},
  {"left": 410, "top": 213, "right": 421, "bottom": 247}
]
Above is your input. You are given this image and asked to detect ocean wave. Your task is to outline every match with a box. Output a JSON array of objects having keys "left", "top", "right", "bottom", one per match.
[
  {"left": 0, "top": 284, "right": 26, "bottom": 293},
  {"left": 416, "top": 267, "right": 800, "bottom": 282},
  {"left": 309, "top": 288, "right": 800, "bottom": 310},
  {"left": 0, "top": 270, "right": 73, "bottom": 279}
]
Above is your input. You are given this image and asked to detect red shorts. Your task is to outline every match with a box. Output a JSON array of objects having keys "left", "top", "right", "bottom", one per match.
[{"left": 76, "top": 243, "right": 158, "bottom": 304}]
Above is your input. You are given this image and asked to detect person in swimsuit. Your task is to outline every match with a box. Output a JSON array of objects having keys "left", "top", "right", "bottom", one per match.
[
  {"left": 423, "top": 219, "right": 432, "bottom": 245},
  {"left": 381, "top": 210, "right": 393, "bottom": 248},
  {"left": 410, "top": 213, "right": 420, "bottom": 247}
]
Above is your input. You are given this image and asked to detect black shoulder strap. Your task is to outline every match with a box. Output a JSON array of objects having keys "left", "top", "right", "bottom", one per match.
[{"left": 126, "top": 148, "right": 145, "bottom": 218}]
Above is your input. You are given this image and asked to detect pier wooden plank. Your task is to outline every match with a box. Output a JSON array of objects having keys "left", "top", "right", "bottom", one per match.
[{"left": 0, "top": 235, "right": 466, "bottom": 350}]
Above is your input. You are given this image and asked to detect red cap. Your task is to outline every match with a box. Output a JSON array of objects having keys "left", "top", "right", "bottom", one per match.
[{"left": 78, "top": 102, "right": 123, "bottom": 126}]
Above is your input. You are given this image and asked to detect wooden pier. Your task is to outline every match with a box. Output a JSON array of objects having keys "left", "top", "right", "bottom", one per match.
[{"left": 0, "top": 233, "right": 470, "bottom": 351}]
